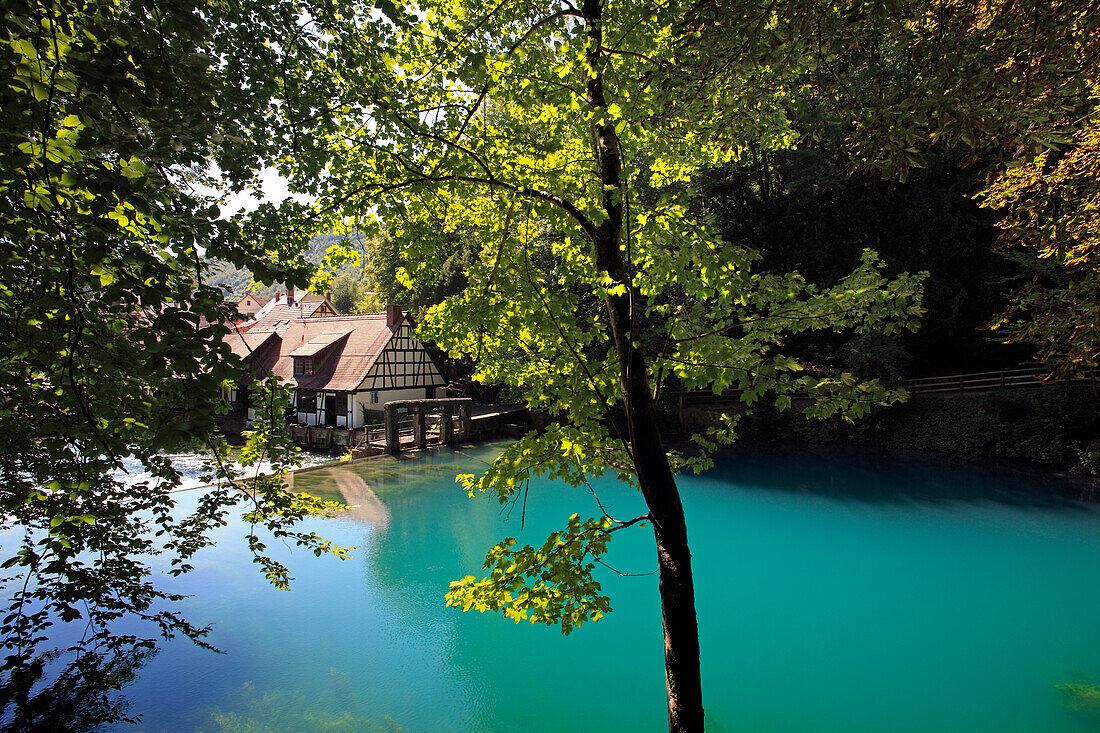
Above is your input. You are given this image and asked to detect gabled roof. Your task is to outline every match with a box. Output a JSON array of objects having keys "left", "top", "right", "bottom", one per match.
[
  {"left": 226, "top": 329, "right": 280, "bottom": 359},
  {"left": 249, "top": 300, "right": 330, "bottom": 326},
  {"left": 237, "top": 292, "right": 268, "bottom": 309},
  {"left": 274, "top": 314, "right": 396, "bottom": 391},
  {"left": 237, "top": 290, "right": 341, "bottom": 333},
  {"left": 221, "top": 309, "right": 435, "bottom": 393},
  {"left": 223, "top": 328, "right": 282, "bottom": 378}
]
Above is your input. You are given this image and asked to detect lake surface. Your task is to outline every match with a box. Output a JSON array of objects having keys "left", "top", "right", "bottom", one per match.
[{"left": 102, "top": 442, "right": 1099, "bottom": 732}]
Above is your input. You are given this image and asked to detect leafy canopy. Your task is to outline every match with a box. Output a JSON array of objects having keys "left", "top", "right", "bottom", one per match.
[
  {"left": 0, "top": 0, "right": 351, "bottom": 700},
  {"left": 264, "top": 0, "right": 926, "bottom": 633}
]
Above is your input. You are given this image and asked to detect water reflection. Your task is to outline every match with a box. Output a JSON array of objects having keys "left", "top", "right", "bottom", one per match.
[
  {"left": 21, "top": 442, "right": 1100, "bottom": 733},
  {"left": 707, "top": 442, "right": 1097, "bottom": 509},
  {"left": 287, "top": 466, "right": 392, "bottom": 530},
  {"left": 0, "top": 646, "right": 155, "bottom": 732}
]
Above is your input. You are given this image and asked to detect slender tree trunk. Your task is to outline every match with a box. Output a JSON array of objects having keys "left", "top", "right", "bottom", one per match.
[
  {"left": 631, "top": 383, "right": 706, "bottom": 733},
  {"left": 582, "top": 1, "right": 705, "bottom": 730}
]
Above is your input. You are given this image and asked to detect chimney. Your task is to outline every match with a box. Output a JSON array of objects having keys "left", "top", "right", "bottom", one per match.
[
  {"left": 287, "top": 286, "right": 295, "bottom": 306},
  {"left": 386, "top": 304, "right": 403, "bottom": 329},
  {"left": 274, "top": 292, "right": 281, "bottom": 303}
]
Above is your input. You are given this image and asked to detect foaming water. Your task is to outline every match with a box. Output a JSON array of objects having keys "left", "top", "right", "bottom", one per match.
[
  {"left": 98, "top": 443, "right": 1098, "bottom": 732},
  {"left": 111, "top": 448, "right": 334, "bottom": 491}
]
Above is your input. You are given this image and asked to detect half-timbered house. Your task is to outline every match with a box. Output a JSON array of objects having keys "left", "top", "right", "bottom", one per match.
[{"left": 223, "top": 304, "right": 446, "bottom": 429}]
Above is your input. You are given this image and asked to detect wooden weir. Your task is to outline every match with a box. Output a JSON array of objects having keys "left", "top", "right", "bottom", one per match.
[
  {"left": 289, "top": 399, "right": 527, "bottom": 456},
  {"left": 381, "top": 397, "right": 473, "bottom": 454}
]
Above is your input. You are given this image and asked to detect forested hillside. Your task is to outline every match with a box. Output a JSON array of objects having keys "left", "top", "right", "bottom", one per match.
[{"left": 207, "top": 232, "right": 359, "bottom": 299}]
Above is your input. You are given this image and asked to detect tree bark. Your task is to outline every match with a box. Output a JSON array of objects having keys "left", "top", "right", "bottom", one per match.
[{"left": 582, "top": 1, "right": 705, "bottom": 730}]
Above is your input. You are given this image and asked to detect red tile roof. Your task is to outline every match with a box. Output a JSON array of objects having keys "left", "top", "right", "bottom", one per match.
[
  {"left": 223, "top": 312, "right": 410, "bottom": 392},
  {"left": 286, "top": 330, "right": 352, "bottom": 357},
  {"left": 224, "top": 328, "right": 283, "bottom": 378},
  {"left": 226, "top": 330, "right": 280, "bottom": 359},
  {"left": 247, "top": 300, "right": 329, "bottom": 326}
]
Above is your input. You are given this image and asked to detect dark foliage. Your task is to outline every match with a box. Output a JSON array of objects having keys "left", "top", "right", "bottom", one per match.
[
  {"left": 702, "top": 147, "right": 1034, "bottom": 377},
  {"left": 735, "top": 384, "right": 1100, "bottom": 475}
]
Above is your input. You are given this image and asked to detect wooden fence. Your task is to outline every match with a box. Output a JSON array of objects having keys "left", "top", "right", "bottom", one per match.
[
  {"left": 681, "top": 388, "right": 741, "bottom": 406},
  {"left": 678, "top": 365, "right": 1096, "bottom": 406},
  {"left": 902, "top": 366, "right": 1096, "bottom": 395}
]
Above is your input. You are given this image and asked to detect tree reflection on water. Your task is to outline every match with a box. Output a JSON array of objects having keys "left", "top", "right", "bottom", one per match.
[
  {"left": 0, "top": 462, "right": 400, "bottom": 733},
  {"left": 0, "top": 644, "right": 155, "bottom": 732}
]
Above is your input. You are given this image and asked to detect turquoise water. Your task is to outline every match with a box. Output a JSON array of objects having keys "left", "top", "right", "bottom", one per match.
[{"left": 105, "top": 443, "right": 1098, "bottom": 732}]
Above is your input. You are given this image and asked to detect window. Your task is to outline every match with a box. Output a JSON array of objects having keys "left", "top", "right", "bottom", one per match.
[
  {"left": 294, "top": 357, "right": 313, "bottom": 376},
  {"left": 370, "top": 391, "right": 379, "bottom": 404},
  {"left": 335, "top": 393, "right": 348, "bottom": 413}
]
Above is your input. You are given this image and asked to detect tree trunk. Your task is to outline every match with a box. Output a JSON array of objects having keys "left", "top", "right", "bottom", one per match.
[
  {"left": 631, "top": 382, "right": 706, "bottom": 733},
  {"left": 581, "top": 1, "right": 705, "bottom": 729}
]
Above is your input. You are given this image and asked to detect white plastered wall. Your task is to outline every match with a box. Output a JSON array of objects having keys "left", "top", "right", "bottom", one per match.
[
  {"left": 374, "top": 386, "right": 433, "bottom": 404},
  {"left": 353, "top": 387, "right": 434, "bottom": 427}
]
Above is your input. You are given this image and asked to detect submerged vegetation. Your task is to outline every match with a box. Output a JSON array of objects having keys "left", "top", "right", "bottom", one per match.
[
  {"left": 198, "top": 678, "right": 403, "bottom": 733},
  {"left": 1058, "top": 681, "right": 1100, "bottom": 714}
]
